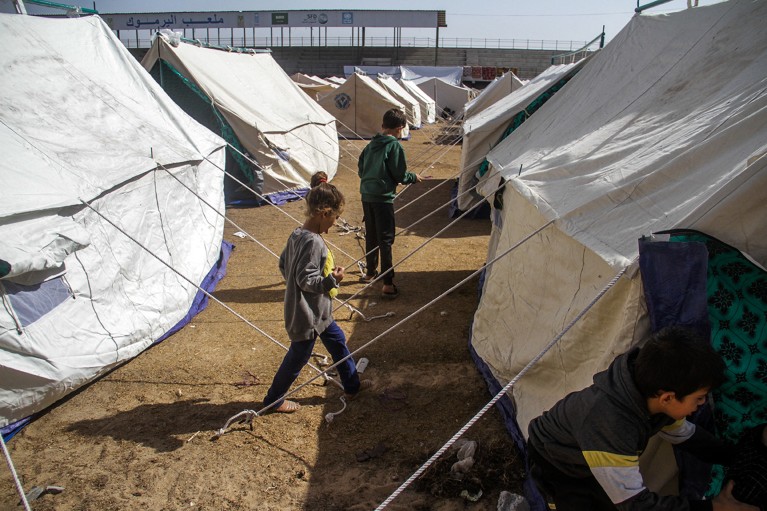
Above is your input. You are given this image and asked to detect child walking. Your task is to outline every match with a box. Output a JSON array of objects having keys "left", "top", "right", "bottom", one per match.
[
  {"left": 263, "top": 178, "right": 370, "bottom": 413},
  {"left": 357, "top": 108, "right": 423, "bottom": 299}
]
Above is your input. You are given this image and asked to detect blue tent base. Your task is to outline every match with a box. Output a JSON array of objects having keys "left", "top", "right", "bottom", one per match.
[
  {"left": 227, "top": 187, "right": 309, "bottom": 208},
  {"left": 1, "top": 240, "right": 234, "bottom": 443}
]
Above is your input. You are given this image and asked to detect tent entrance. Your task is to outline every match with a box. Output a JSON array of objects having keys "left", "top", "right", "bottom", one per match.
[{"left": 149, "top": 60, "right": 264, "bottom": 204}]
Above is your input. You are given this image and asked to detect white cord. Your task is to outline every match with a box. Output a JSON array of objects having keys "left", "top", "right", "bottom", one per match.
[
  {"left": 324, "top": 396, "right": 347, "bottom": 424},
  {"left": 374, "top": 262, "right": 631, "bottom": 509},
  {"left": 1, "top": 434, "right": 31, "bottom": 511}
]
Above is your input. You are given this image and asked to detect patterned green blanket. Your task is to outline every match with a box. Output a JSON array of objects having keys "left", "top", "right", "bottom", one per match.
[{"left": 669, "top": 231, "right": 767, "bottom": 494}]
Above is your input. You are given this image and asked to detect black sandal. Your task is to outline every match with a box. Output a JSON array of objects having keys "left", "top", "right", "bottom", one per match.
[{"left": 381, "top": 284, "right": 399, "bottom": 299}]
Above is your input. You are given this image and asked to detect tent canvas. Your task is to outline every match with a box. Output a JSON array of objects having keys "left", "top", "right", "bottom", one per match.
[
  {"left": 344, "top": 65, "right": 464, "bottom": 85},
  {"left": 400, "top": 66, "right": 464, "bottom": 85},
  {"left": 377, "top": 74, "right": 422, "bottom": 128},
  {"left": 457, "top": 62, "right": 586, "bottom": 211},
  {"left": 469, "top": 0, "right": 767, "bottom": 505},
  {"left": 295, "top": 82, "right": 338, "bottom": 101},
  {"left": 0, "top": 14, "right": 229, "bottom": 428},
  {"left": 318, "top": 72, "right": 407, "bottom": 139},
  {"left": 399, "top": 78, "right": 437, "bottom": 124},
  {"left": 142, "top": 35, "right": 339, "bottom": 196},
  {"left": 414, "top": 77, "right": 474, "bottom": 117},
  {"left": 291, "top": 72, "right": 338, "bottom": 101},
  {"left": 345, "top": 65, "right": 401, "bottom": 79},
  {"left": 290, "top": 73, "right": 332, "bottom": 86},
  {"left": 462, "top": 71, "right": 525, "bottom": 120}
]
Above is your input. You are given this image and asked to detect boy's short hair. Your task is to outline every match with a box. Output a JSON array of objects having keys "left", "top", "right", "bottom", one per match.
[
  {"left": 382, "top": 108, "right": 407, "bottom": 129},
  {"left": 633, "top": 325, "right": 726, "bottom": 399}
]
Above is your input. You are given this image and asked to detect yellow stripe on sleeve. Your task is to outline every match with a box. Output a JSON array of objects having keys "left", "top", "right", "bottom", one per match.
[
  {"left": 661, "top": 419, "right": 685, "bottom": 432},
  {"left": 582, "top": 450, "right": 639, "bottom": 468}
]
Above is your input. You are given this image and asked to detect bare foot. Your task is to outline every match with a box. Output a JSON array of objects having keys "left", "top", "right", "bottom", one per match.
[{"left": 273, "top": 400, "right": 300, "bottom": 413}]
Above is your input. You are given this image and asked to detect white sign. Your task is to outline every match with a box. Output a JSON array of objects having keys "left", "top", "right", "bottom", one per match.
[{"left": 103, "top": 10, "right": 441, "bottom": 31}]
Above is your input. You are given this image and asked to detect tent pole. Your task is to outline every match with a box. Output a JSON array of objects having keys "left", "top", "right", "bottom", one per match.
[
  {"left": 12, "top": 0, "right": 27, "bottom": 14},
  {"left": 636, "top": 0, "right": 674, "bottom": 13}
]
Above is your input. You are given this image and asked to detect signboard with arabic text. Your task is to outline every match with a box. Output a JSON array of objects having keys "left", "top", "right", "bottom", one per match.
[{"left": 102, "top": 10, "right": 443, "bottom": 31}]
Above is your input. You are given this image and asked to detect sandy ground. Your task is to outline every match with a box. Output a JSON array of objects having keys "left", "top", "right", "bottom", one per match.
[{"left": 1, "top": 125, "right": 525, "bottom": 510}]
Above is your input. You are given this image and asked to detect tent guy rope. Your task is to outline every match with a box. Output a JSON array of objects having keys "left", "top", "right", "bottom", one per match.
[
  {"left": 155, "top": 161, "right": 380, "bottom": 324},
  {"left": 1, "top": 433, "right": 31, "bottom": 511},
  {"left": 189, "top": 155, "right": 394, "bottom": 323},
  {"left": 214, "top": 218, "right": 556, "bottom": 438},
  {"left": 77, "top": 197, "right": 342, "bottom": 391},
  {"left": 333, "top": 170, "right": 505, "bottom": 311},
  {"left": 374, "top": 260, "right": 633, "bottom": 509}
]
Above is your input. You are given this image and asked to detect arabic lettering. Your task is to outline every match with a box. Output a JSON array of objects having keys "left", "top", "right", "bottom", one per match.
[
  {"left": 182, "top": 14, "right": 225, "bottom": 26},
  {"left": 161, "top": 15, "right": 177, "bottom": 28},
  {"left": 126, "top": 17, "right": 160, "bottom": 28},
  {"left": 126, "top": 13, "right": 228, "bottom": 29}
]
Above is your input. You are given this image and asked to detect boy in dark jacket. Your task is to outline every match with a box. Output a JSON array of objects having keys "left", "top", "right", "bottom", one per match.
[
  {"left": 357, "top": 108, "right": 422, "bottom": 299},
  {"left": 527, "top": 326, "right": 757, "bottom": 511}
]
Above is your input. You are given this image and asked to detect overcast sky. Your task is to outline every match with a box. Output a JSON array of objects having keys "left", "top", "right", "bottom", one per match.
[{"left": 17, "top": 0, "right": 725, "bottom": 44}]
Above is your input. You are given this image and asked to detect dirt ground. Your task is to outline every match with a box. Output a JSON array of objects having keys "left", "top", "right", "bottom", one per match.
[{"left": 1, "top": 124, "right": 526, "bottom": 510}]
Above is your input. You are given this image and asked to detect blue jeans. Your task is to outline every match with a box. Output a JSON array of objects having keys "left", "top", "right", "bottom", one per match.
[{"left": 264, "top": 321, "right": 360, "bottom": 408}]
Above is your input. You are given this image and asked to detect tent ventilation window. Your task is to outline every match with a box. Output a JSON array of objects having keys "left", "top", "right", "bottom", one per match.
[{"left": 2, "top": 277, "right": 72, "bottom": 328}]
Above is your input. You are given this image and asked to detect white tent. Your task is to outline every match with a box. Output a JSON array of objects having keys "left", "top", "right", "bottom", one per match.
[
  {"left": 318, "top": 72, "right": 407, "bottom": 139},
  {"left": 471, "top": 0, "right": 767, "bottom": 467},
  {"left": 290, "top": 72, "right": 332, "bottom": 86},
  {"left": 399, "top": 78, "right": 437, "bottom": 124},
  {"left": 344, "top": 65, "right": 464, "bottom": 85},
  {"left": 377, "top": 74, "right": 422, "bottom": 128},
  {"left": 326, "top": 76, "right": 346, "bottom": 86},
  {"left": 143, "top": 35, "right": 339, "bottom": 195},
  {"left": 462, "top": 71, "right": 525, "bottom": 120},
  {"left": 290, "top": 72, "right": 338, "bottom": 101},
  {"left": 400, "top": 66, "right": 464, "bottom": 85},
  {"left": 0, "top": 14, "right": 228, "bottom": 428},
  {"left": 457, "top": 62, "right": 586, "bottom": 211},
  {"left": 415, "top": 77, "right": 474, "bottom": 118}
]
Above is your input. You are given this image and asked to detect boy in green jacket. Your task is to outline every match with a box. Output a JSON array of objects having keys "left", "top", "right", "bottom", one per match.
[{"left": 357, "top": 108, "right": 422, "bottom": 299}]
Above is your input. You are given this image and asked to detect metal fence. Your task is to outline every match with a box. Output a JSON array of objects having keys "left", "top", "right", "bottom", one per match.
[{"left": 118, "top": 33, "right": 590, "bottom": 52}]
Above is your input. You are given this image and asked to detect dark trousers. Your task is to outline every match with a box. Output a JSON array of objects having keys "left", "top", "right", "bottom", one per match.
[
  {"left": 528, "top": 443, "right": 618, "bottom": 511},
  {"left": 362, "top": 201, "right": 396, "bottom": 285},
  {"left": 264, "top": 321, "right": 360, "bottom": 408}
]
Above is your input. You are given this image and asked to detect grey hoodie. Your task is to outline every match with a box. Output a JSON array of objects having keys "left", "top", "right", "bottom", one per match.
[{"left": 279, "top": 228, "right": 338, "bottom": 341}]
